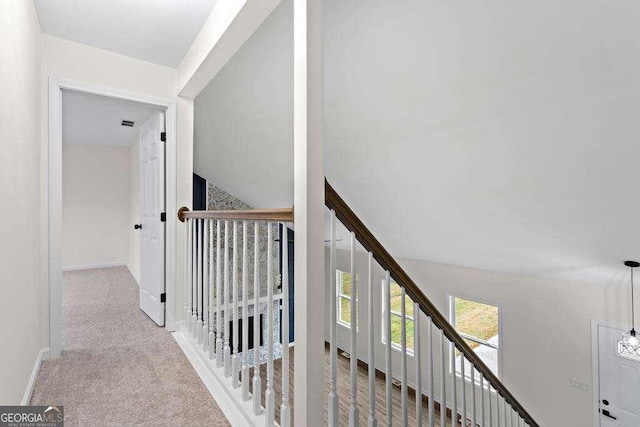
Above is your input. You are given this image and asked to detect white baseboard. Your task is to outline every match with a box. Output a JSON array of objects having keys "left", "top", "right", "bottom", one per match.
[
  {"left": 62, "top": 262, "right": 126, "bottom": 272},
  {"left": 22, "top": 348, "right": 50, "bottom": 405},
  {"left": 172, "top": 331, "right": 267, "bottom": 426},
  {"left": 127, "top": 264, "right": 140, "bottom": 286}
]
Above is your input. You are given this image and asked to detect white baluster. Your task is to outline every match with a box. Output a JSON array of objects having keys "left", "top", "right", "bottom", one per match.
[
  {"left": 367, "top": 252, "right": 377, "bottom": 427},
  {"left": 209, "top": 219, "right": 215, "bottom": 360},
  {"left": 265, "top": 223, "right": 275, "bottom": 425},
  {"left": 401, "top": 287, "right": 408, "bottom": 426},
  {"left": 461, "top": 354, "right": 466, "bottom": 426},
  {"left": 349, "top": 232, "right": 359, "bottom": 427},
  {"left": 489, "top": 385, "right": 493, "bottom": 427},
  {"left": 328, "top": 211, "right": 339, "bottom": 426},
  {"left": 414, "top": 303, "right": 422, "bottom": 427},
  {"left": 481, "top": 376, "right": 486, "bottom": 427},
  {"left": 203, "top": 219, "right": 209, "bottom": 351},
  {"left": 242, "top": 221, "right": 250, "bottom": 400},
  {"left": 280, "top": 223, "right": 291, "bottom": 427},
  {"left": 451, "top": 343, "right": 457, "bottom": 425},
  {"left": 197, "top": 219, "right": 204, "bottom": 344},
  {"left": 216, "top": 220, "right": 223, "bottom": 367},
  {"left": 427, "top": 317, "right": 435, "bottom": 427},
  {"left": 497, "top": 394, "right": 502, "bottom": 427},
  {"left": 186, "top": 219, "right": 192, "bottom": 333},
  {"left": 252, "top": 221, "right": 262, "bottom": 415},
  {"left": 440, "top": 330, "right": 446, "bottom": 427},
  {"left": 471, "top": 365, "right": 476, "bottom": 427},
  {"left": 224, "top": 220, "right": 231, "bottom": 377},
  {"left": 232, "top": 221, "right": 240, "bottom": 388},
  {"left": 384, "top": 271, "right": 392, "bottom": 426},
  {"left": 191, "top": 219, "right": 197, "bottom": 335}
]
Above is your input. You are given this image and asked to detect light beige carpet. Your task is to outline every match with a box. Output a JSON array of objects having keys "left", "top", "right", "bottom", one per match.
[{"left": 31, "top": 267, "right": 230, "bottom": 426}]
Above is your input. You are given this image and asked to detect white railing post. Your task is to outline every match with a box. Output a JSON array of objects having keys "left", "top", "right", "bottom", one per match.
[
  {"left": 197, "top": 219, "right": 204, "bottom": 344},
  {"left": 266, "top": 223, "right": 275, "bottom": 425},
  {"left": 191, "top": 219, "right": 197, "bottom": 335},
  {"left": 384, "top": 271, "right": 392, "bottom": 426},
  {"left": 349, "top": 232, "right": 359, "bottom": 427},
  {"left": 367, "top": 252, "right": 377, "bottom": 427},
  {"left": 400, "top": 287, "right": 408, "bottom": 426},
  {"left": 427, "top": 317, "right": 435, "bottom": 427},
  {"left": 242, "top": 221, "right": 250, "bottom": 400},
  {"left": 451, "top": 342, "right": 457, "bottom": 425},
  {"left": 440, "top": 330, "right": 447, "bottom": 427},
  {"left": 216, "top": 220, "right": 223, "bottom": 367},
  {"left": 232, "top": 221, "right": 240, "bottom": 388},
  {"left": 186, "top": 219, "right": 192, "bottom": 332},
  {"left": 203, "top": 219, "right": 209, "bottom": 351},
  {"left": 280, "top": 223, "right": 291, "bottom": 427},
  {"left": 328, "top": 211, "right": 338, "bottom": 426},
  {"left": 415, "top": 303, "right": 422, "bottom": 427},
  {"left": 471, "top": 365, "right": 476, "bottom": 427},
  {"left": 224, "top": 220, "right": 231, "bottom": 377},
  {"left": 252, "top": 221, "right": 262, "bottom": 415},
  {"left": 461, "top": 355, "right": 466, "bottom": 426},
  {"left": 209, "top": 219, "right": 215, "bottom": 360}
]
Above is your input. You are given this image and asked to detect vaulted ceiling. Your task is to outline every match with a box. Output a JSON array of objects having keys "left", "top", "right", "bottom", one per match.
[
  {"left": 33, "top": 0, "right": 217, "bottom": 67},
  {"left": 194, "top": 0, "right": 640, "bottom": 284}
]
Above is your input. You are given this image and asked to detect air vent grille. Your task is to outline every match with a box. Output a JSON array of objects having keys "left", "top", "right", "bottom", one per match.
[{"left": 121, "top": 120, "right": 135, "bottom": 127}]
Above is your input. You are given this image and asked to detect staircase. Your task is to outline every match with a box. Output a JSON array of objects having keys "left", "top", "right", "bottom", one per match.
[{"left": 173, "top": 180, "right": 538, "bottom": 426}]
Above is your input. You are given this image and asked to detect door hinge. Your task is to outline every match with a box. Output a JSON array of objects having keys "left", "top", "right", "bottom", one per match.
[
  {"left": 160, "top": 212, "right": 166, "bottom": 222},
  {"left": 160, "top": 131, "right": 166, "bottom": 142},
  {"left": 160, "top": 293, "right": 166, "bottom": 303}
]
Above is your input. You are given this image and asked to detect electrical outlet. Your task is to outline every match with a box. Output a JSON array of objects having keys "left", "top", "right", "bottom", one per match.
[{"left": 569, "top": 378, "right": 590, "bottom": 392}]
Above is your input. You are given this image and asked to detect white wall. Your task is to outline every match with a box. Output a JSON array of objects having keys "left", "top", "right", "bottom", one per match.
[
  {"left": 62, "top": 143, "right": 131, "bottom": 269},
  {"left": 128, "top": 136, "right": 140, "bottom": 283},
  {"left": 0, "top": 0, "right": 43, "bottom": 404},
  {"left": 41, "top": 34, "right": 192, "bottom": 347}
]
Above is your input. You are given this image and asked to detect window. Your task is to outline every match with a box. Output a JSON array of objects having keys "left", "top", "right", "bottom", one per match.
[
  {"left": 382, "top": 282, "right": 414, "bottom": 352},
  {"left": 337, "top": 270, "right": 358, "bottom": 328},
  {"left": 449, "top": 296, "right": 500, "bottom": 377}
]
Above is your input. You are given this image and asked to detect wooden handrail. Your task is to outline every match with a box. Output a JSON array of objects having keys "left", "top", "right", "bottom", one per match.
[
  {"left": 325, "top": 179, "right": 539, "bottom": 427},
  {"left": 177, "top": 206, "right": 294, "bottom": 223}
]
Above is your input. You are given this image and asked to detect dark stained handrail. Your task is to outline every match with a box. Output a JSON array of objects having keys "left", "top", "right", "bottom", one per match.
[{"left": 325, "top": 179, "right": 538, "bottom": 427}]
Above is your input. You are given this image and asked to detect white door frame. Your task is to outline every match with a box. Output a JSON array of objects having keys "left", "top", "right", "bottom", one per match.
[
  {"left": 591, "top": 319, "right": 627, "bottom": 427},
  {"left": 48, "top": 77, "right": 178, "bottom": 357}
]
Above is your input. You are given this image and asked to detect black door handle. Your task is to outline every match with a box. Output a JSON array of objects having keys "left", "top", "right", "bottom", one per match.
[
  {"left": 134, "top": 224, "right": 142, "bottom": 230},
  {"left": 602, "top": 409, "right": 617, "bottom": 420}
]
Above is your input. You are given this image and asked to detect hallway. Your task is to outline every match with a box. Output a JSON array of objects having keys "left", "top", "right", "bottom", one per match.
[{"left": 31, "top": 267, "right": 229, "bottom": 426}]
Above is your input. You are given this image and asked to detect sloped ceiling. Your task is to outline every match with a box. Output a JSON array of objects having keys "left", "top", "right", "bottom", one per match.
[
  {"left": 34, "top": 0, "right": 217, "bottom": 67},
  {"left": 194, "top": 0, "right": 640, "bottom": 283}
]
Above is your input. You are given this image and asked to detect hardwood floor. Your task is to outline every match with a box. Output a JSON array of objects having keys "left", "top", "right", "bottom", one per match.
[{"left": 249, "top": 346, "right": 452, "bottom": 426}]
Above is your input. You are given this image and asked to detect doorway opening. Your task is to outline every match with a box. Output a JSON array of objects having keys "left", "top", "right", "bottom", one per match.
[{"left": 48, "top": 79, "right": 177, "bottom": 357}]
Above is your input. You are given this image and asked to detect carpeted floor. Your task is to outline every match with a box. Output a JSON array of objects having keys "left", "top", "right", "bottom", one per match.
[{"left": 30, "top": 266, "right": 230, "bottom": 426}]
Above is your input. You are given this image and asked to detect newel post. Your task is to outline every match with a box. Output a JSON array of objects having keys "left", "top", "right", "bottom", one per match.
[{"left": 293, "top": 0, "right": 325, "bottom": 424}]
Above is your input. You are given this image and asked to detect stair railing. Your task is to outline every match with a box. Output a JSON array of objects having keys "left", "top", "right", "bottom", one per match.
[
  {"left": 178, "top": 207, "right": 294, "bottom": 426},
  {"left": 325, "top": 179, "right": 538, "bottom": 427}
]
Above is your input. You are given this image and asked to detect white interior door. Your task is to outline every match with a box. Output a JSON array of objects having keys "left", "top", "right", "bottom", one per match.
[
  {"left": 598, "top": 324, "right": 640, "bottom": 426},
  {"left": 139, "top": 112, "right": 165, "bottom": 326}
]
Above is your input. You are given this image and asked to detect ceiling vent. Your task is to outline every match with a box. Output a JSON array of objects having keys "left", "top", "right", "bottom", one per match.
[{"left": 121, "top": 120, "right": 135, "bottom": 127}]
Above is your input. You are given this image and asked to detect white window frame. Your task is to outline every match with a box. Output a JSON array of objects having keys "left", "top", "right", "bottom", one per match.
[
  {"left": 336, "top": 270, "right": 358, "bottom": 329},
  {"left": 448, "top": 294, "right": 502, "bottom": 381},
  {"left": 381, "top": 281, "right": 415, "bottom": 355}
]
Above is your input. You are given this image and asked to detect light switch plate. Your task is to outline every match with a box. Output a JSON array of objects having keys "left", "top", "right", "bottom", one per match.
[{"left": 569, "top": 378, "right": 590, "bottom": 392}]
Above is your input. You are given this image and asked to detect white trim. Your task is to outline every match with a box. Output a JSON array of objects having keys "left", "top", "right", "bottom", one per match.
[
  {"left": 47, "top": 77, "right": 178, "bottom": 357},
  {"left": 172, "top": 330, "right": 271, "bottom": 426},
  {"left": 62, "top": 263, "right": 126, "bottom": 272},
  {"left": 127, "top": 264, "right": 140, "bottom": 286},
  {"left": 21, "top": 348, "right": 50, "bottom": 405},
  {"left": 447, "top": 293, "right": 503, "bottom": 379},
  {"left": 590, "top": 319, "right": 626, "bottom": 427}
]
